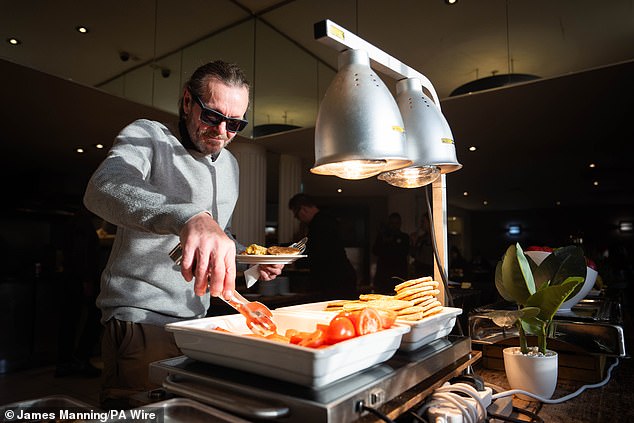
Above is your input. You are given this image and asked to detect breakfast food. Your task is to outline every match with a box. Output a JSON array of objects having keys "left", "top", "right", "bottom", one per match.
[
  {"left": 241, "top": 244, "right": 301, "bottom": 255},
  {"left": 323, "top": 275, "right": 444, "bottom": 322},
  {"left": 243, "top": 244, "right": 268, "bottom": 255},
  {"left": 266, "top": 246, "right": 301, "bottom": 255}
]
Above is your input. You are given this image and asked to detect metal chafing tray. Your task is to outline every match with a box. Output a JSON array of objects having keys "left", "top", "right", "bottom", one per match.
[
  {"left": 469, "top": 298, "right": 627, "bottom": 357},
  {"left": 149, "top": 336, "right": 473, "bottom": 422}
]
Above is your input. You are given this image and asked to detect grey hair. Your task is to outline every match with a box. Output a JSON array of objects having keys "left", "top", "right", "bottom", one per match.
[{"left": 178, "top": 60, "right": 250, "bottom": 121}]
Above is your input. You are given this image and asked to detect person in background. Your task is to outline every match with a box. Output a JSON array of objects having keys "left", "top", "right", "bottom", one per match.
[
  {"left": 410, "top": 213, "right": 434, "bottom": 278},
  {"left": 372, "top": 212, "right": 410, "bottom": 293},
  {"left": 449, "top": 246, "right": 469, "bottom": 282},
  {"left": 288, "top": 193, "right": 357, "bottom": 300},
  {"left": 55, "top": 205, "right": 102, "bottom": 378},
  {"left": 84, "top": 61, "right": 283, "bottom": 409}
]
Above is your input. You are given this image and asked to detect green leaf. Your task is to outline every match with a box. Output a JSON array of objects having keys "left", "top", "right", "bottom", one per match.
[
  {"left": 532, "top": 246, "right": 587, "bottom": 300},
  {"left": 520, "top": 315, "right": 545, "bottom": 336},
  {"left": 525, "top": 278, "right": 583, "bottom": 323},
  {"left": 516, "top": 243, "right": 536, "bottom": 295},
  {"left": 483, "top": 307, "right": 540, "bottom": 327},
  {"left": 496, "top": 244, "right": 532, "bottom": 304},
  {"left": 494, "top": 261, "right": 513, "bottom": 302}
]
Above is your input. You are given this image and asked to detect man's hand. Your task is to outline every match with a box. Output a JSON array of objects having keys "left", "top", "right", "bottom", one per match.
[
  {"left": 258, "top": 264, "right": 284, "bottom": 281},
  {"left": 179, "top": 212, "right": 236, "bottom": 297}
]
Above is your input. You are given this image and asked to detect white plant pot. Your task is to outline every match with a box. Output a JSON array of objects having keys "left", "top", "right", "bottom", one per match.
[{"left": 503, "top": 346, "right": 558, "bottom": 400}]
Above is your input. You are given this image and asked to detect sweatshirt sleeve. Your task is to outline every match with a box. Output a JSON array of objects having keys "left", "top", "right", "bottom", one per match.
[{"left": 83, "top": 119, "right": 205, "bottom": 236}]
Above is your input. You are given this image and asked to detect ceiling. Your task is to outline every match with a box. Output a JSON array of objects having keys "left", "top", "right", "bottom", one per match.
[{"left": 1, "top": 0, "right": 633, "bottom": 212}]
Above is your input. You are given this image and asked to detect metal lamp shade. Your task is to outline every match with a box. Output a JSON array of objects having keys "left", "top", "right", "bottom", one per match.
[
  {"left": 379, "top": 78, "right": 462, "bottom": 188},
  {"left": 311, "top": 49, "right": 411, "bottom": 179}
]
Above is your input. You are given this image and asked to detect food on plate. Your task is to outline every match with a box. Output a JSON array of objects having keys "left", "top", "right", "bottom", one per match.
[
  {"left": 212, "top": 307, "right": 394, "bottom": 349},
  {"left": 324, "top": 299, "right": 350, "bottom": 310},
  {"left": 325, "top": 315, "right": 356, "bottom": 343},
  {"left": 241, "top": 244, "right": 301, "bottom": 255},
  {"left": 394, "top": 276, "right": 443, "bottom": 318},
  {"left": 323, "top": 275, "right": 444, "bottom": 321},
  {"left": 337, "top": 308, "right": 383, "bottom": 335},
  {"left": 266, "top": 246, "right": 301, "bottom": 255},
  {"left": 359, "top": 293, "right": 396, "bottom": 301},
  {"left": 243, "top": 244, "right": 268, "bottom": 255}
]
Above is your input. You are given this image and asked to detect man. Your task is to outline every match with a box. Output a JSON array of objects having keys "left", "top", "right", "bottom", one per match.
[
  {"left": 288, "top": 193, "right": 357, "bottom": 300},
  {"left": 372, "top": 212, "right": 410, "bottom": 293},
  {"left": 84, "top": 61, "right": 282, "bottom": 408}
]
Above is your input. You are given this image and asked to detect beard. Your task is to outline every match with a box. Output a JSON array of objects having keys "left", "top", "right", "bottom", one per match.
[{"left": 191, "top": 127, "right": 233, "bottom": 156}]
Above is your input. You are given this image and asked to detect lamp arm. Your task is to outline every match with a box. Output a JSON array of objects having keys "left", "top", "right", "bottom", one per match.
[{"left": 314, "top": 19, "right": 442, "bottom": 108}]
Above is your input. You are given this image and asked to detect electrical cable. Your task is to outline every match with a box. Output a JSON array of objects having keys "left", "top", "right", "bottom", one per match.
[
  {"left": 423, "top": 185, "right": 464, "bottom": 336},
  {"left": 408, "top": 410, "right": 430, "bottom": 422},
  {"left": 359, "top": 403, "right": 396, "bottom": 423},
  {"left": 491, "top": 357, "right": 620, "bottom": 404},
  {"left": 420, "top": 382, "right": 489, "bottom": 423},
  {"left": 487, "top": 406, "right": 544, "bottom": 423}
]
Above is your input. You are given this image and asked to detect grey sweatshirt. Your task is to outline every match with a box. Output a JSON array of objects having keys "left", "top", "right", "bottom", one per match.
[{"left": 84, "top": 119, "right": 240, "bottom": 325}]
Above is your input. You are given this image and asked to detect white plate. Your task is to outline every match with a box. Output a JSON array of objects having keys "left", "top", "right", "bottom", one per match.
[
  {"left": 236, "top": 254, "right": 307, "bottom": 265},
  {"left": 165, "top": 311, "right": 409, "bottom": 387}
]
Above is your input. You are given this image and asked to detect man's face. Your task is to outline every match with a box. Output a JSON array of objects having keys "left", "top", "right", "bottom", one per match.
[
  {"left": 292, "top": 205, "right": 311, "bottom": 224},
  {"left": 182, "top": 78, "right": 249, "bottom": 156}
]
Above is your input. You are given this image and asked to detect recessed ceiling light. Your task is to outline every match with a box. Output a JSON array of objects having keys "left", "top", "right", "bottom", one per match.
[
  {"left": 337, "top": 188, "right": 342, "bottom": 193},
  {"left": 76, "top": 25, "right": 89, "bottom": 34},
  {"left": 619, "top": 221, "right": 633, "bottom": 233},
  {"left": 463, "top": 191, "right": 469, "bottom": 196},
  {"left": 76, "top": 147, "right": 85, "bottom": 154},
  {"left": 468, "top": 146, "right": 477, "bottom": 152},
  {"left": 593, "top": 181, "right": 599, "bottom": 186},
  {"left": 7, "top": 37, "right": 21, "bottom": 45},
  {"left": 94, "top": 143, "right": 104, "bottom": 149},
  {"left": 589, "top": 163, "right": 596, "bottom": 168},
  {"left": 483, "top": 200, "right": 488, "bottom": 206}
]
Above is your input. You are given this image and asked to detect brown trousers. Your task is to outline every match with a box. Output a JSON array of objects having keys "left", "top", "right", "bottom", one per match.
[{"left": 100, "top": 319, "right": 182, "bottom": 408}]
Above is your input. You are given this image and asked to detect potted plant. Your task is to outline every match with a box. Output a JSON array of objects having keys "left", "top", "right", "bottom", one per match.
[{"left": 485, "top": 243, "right": 587, "bottom": 399}]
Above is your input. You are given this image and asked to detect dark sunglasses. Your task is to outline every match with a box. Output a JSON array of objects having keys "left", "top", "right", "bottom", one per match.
[{"left": 192, "top": 94, "right": 248, "bottom": 133}]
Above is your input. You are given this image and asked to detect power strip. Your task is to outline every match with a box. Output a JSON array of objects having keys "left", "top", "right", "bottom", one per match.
[{"left": 426, "top": 385, "right": 493, "bottom": 423}]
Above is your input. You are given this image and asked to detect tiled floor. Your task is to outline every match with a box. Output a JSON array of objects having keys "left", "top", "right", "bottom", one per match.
[{"left": 0, "top": 358, "right": 102, "bottom": 408}]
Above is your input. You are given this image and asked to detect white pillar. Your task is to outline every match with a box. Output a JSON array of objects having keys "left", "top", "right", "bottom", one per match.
[
  {"left": 278, "top": 154, "right": 302, "bottom": 244},
  {"left": 228, "top": 142, "right": 266, "bottom": 246}
]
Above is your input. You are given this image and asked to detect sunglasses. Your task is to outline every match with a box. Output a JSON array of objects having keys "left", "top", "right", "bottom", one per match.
[{"left": 192, "top": 94, "right": 248, "bottom": 133}]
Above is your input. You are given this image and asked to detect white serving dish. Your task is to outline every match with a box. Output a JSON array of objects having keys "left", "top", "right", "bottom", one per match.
[
  {"left": 396, "top": 307, "right": 462, "bottom": 351},
  {"left": 275, "top": 302, "right": 461, "bottom": 352},
  {"left": 165, "top": 311, "right": 410, "bottom": 388}
]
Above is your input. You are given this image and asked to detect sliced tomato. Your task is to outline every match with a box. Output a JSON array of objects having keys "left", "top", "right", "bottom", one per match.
[
  {"left": 337, "top": 308, "right": 383, "bottom": 336},
  {"left": 316, "top": 323, "right": 330, "bottom": 332},
  {"left": 326, "top": 315, "right": 356, "bottom": 343},
  {"left": 265, "top": 333, "right": 291, "bottom": 343},
  {"left": 285, "top": 328, "right": 300, "bottom": 338},
  {"left": 288, "top": 330, "right": 313, "bottom": 345},
  {"left": 375, "top": 309, "right": 397, "bottom": 329},
  {"left": 298, "top": 327, "right": 328, "bottom": 348}
]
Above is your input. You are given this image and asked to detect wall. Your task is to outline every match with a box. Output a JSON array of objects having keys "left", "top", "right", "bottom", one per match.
[{"left": 469, "top": 205, "right": 634, "bottom": 272}]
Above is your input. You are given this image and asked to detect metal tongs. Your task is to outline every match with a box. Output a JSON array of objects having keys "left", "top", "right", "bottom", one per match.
[
  {"left": 168, "top": 243, "right": 277, "bottom": 336},
  {"left": 220, "top": 290, "right": 277, "bottom": 337}
]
